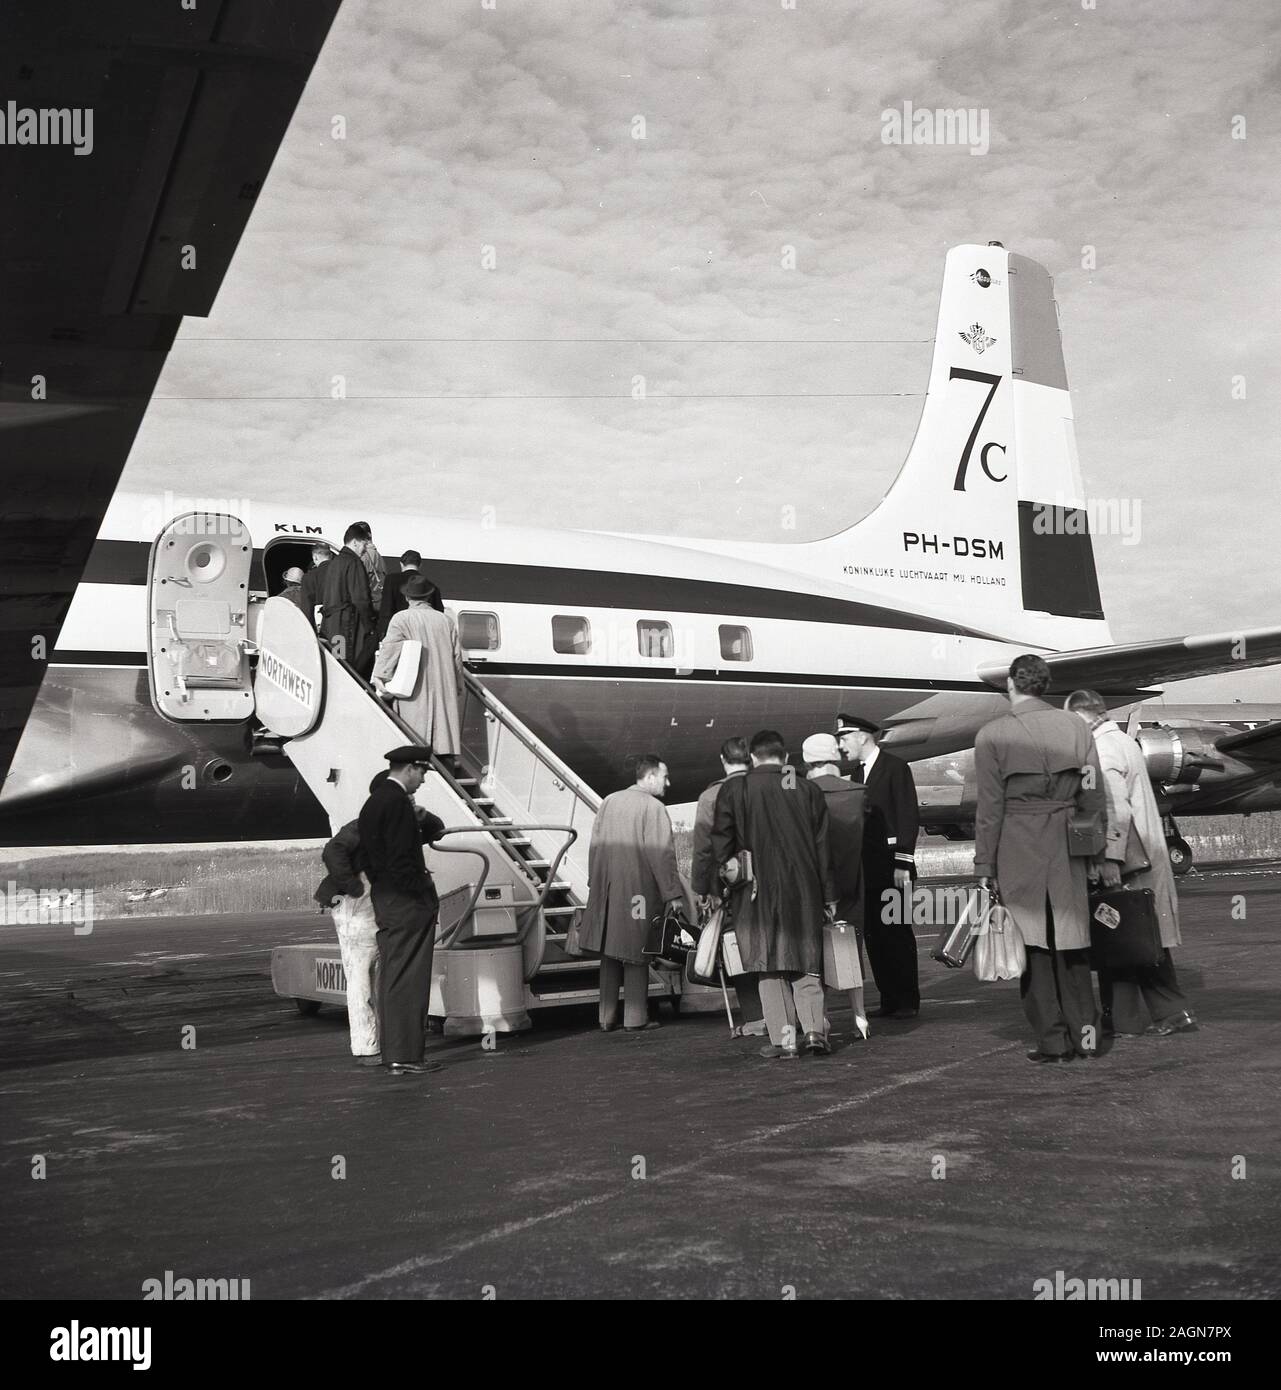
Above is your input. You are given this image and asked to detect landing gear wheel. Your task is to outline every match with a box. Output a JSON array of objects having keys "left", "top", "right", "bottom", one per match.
[
  {"left": 1167, "top": 838, "right": 1193, "bottom": 876},
  {"left": 294, "top": 998, "right": 322, "bottom": 1017}
]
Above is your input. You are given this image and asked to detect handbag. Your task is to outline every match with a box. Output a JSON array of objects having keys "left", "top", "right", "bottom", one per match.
[
  {"left": 686, "top": 903, "right": 725, "bottom": 987},
  {"left": 931, "top": 884, "right": 991, "bottom": 968},
  {"left": 383, "top": 639, "right": 422, "bottom": 699},
  {"left": 822, "top": 919, "right": 863, "bottom": 990},
  {"left": 972, "top": 892, "right": 1026, "bottom": 982},
  {"left": 643, "top": 903, "right": 697, "bottom": 969},
  {"left": 1089, "top": 885, "right": 1161, "bottom": 969}
]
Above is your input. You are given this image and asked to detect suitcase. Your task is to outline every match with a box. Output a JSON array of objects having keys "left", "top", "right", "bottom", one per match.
[
  {"left": 822, "top": 920, "right": 863, "bottom": 990},
  {"left": 1089, "top": 886, "right": 1161, "bottom": 970},
  {"left": 931, "top": 886, "right": 988, "bottom": 969}
]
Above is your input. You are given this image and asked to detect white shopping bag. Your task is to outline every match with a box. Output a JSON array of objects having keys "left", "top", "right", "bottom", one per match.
[{"left": 384, "top": 639, "right": 422, "bottom": 699}]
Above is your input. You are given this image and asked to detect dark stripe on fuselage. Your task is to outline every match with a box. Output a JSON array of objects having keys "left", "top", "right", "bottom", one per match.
[{"left": 81, "top": 537, "right": 1005, "bottom": 640}]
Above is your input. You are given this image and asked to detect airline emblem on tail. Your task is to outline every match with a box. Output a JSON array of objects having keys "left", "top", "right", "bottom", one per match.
[{"left": 959, "top": 323, "right": 996, "bottom": 354}]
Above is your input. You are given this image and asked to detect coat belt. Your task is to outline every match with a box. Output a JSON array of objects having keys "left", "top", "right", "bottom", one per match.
[{"left": 1002, "top": 798, "right": 1076, "bottom": 814}]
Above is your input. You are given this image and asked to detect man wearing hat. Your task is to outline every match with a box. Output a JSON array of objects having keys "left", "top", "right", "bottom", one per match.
[
  {"left": 358, "top": 745, "right": 447, "bottom": 1074},
  {"left": 836, "top": 713, "right": 922, "bottom": 1019},
  {"left": 373, "top": 573, "right": 464, "bottom": 766},
  {"left": 378, "top": 549, "right": 447, "bottom": 639}
]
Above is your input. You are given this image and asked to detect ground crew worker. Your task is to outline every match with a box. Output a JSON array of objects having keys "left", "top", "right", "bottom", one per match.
[
  {"left": 975, "top": 655, "right": 1106, "bottom": 1063},
  {"left": 358, "top": 745, "right": 446, "bottom": 1075},
  {"left": 836, "top": 713, "right": 922, "bottom": 1019},
  {"left": 580, "top": 755, "right": 686, "bottom": 1031},
  {"left": 692, "top": 737, "right": 765, "bottom": 1037}
]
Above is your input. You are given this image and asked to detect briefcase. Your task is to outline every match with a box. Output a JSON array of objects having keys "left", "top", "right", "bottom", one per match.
[
  {"left": 1088, "top": 886, "right": 1161, "bottom": 970},
  {"left": 931, "top": 886, "right": 989, "bottom": 969},
  {"left": 822, "top": 920, "right": 863, "bottom": 990}
]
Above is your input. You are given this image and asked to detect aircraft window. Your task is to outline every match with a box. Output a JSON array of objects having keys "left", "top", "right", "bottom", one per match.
[
  {"left": 552, "top": 615, "right": 592, "bottom": 655},
  {"left": 719, "top": 624, "right": 753, "bottom": 662},
  {"left": 637, "top": 620, "right": 674, "bottom": 659},
  {"left": 458, "top": 611, "right": 500, "bottom": 651}
]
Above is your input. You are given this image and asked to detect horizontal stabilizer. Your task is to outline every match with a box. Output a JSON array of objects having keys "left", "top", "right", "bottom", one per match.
[{"left": 977, "top": 626, "right": 1281, "bottom": 693}]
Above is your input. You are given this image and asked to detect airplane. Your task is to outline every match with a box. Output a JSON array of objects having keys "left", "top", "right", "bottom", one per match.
[{"left": 5, "top": 237, "right": 1281, "bottom": 870}]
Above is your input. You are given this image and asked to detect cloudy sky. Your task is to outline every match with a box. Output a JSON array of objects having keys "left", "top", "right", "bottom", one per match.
[{"left": 122, "top": 0, "right": 1280, "bottom": 686}]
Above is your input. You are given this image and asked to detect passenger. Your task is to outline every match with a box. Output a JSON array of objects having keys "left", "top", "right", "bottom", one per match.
[
  {"left": 974, "top": 655, "right": 1105, "bottom": 1063},
  {"left": 280, "top": 566, "right": 308, "bottom": 613},
  {"left": 358, "top": 745, "right": 447, "bottom": 1075},
  {"left": 355, "top": 519, "right": 387, "bottom": 610},
  {"left": 580, "top": 755, "right": 687, "bottom": 1032},
  {"left": 321, "top": 524, "right": 377, "bottom": 677},
  {"left": 372, "top": 575, "right": 464, "bottom": 770},
  {"left": 1065, "top": 689, "right": 1198, "bottom": 1038},
  {"left": 802, "top": 732, "right": 869, "bottom": 1040},
  {"left": 379, "top": 549, "right": 419, "bottom": 639},
  {"left": 711, "top": 730, "right": 837, "bottom": 1060},
  {"left": 313, "top": 770, "right": 391, "bottom": 1068},
  {"left": 836, "top": 713, "right": 922, "bottom": 1020},
  {"left": 692, "top": 736, "right": 765, "bottom": 1038},
  {"left": 298, "top": 544, "right": 331, "bottom": 630}
]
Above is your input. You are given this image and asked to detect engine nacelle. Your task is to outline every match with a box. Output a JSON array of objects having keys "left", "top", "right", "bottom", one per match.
[{"left": 1136, "top": 727, "right": 1223, "bottom": 785}]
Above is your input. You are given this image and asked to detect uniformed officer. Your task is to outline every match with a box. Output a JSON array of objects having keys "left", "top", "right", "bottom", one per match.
[
  {"left": 357, "top": 744, "right": 446, "bottom": 1075},
  {"left": 836, "top": 713, "right": 922, "bottom": 1019}
]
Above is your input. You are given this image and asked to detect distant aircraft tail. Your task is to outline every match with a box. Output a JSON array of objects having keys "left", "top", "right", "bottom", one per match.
[{"left": 808, "top": 243, "right": 1112, "bottom": 651}]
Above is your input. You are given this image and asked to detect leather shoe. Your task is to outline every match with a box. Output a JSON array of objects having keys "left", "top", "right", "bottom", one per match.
[
  {"left": 759, "top": 1043, "right": 800, "bottom": 1060},
  {"left": 386, "top": 1061, "right": 443, "bottom": 1074},
  {"left": 1145, "top": 1011, "right": 1199, "bottom": 1036},
  {"left": 803, "top": 1031, "right": 831, "bottom": 1055},
  {"left": 1026, "top": 1050, "right": 1073, "bottom": 1064},
  {"left": 890, "top": 1007, "right": 920, "bottom": 1020}
]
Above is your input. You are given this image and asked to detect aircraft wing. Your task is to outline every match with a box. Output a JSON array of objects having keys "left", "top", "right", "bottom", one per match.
[
  {"left": 0, "top": 1, "right": 343, "bottom": 787},
  {"left": 978, "top": 627, "right": 1281, "bottom": 694},
  {"left": 1215, "top": 721, "right": 1281, "bottom": 763}
]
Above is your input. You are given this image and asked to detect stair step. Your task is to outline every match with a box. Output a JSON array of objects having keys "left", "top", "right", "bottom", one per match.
[
  {"left": 526, "top": 859, "right": 550, "bottom": 870},
  {"left": 471, "top": 796, "right": 495, "bottom": 806},
  {"left": 542, "top": 906, "right": 577, "bottom": 917}
]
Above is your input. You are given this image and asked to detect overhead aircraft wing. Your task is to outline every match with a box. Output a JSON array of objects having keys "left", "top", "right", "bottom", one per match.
[
  {"left": 978, "top": 626, "right": 1281, "bottom": 694},
  {"left": 0, "top": 0, "right": 343, "bottom": 788},
  {"left": 1215, "top": 720, "right": 1281, "bottom": 763}
]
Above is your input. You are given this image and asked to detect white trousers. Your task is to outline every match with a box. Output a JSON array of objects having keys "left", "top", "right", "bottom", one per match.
[{"left": 332, "top": 882, "right": 380, "bottom": 1056}]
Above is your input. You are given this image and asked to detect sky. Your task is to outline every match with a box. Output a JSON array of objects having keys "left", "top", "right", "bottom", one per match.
[{"left": 121, "top": 0, "right": 1281, "bottom": 689}]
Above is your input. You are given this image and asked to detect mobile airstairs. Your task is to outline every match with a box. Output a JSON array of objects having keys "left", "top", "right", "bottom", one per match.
[{"left": 145, "top": 513, "right": 707, "bottom": 1035}]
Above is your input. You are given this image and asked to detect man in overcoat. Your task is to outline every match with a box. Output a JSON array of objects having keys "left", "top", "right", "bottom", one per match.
[
  {"left": 372, "top": 575, "right": 464, "bottom": 762},
  {"left": 1066, "top": 689, "right": 1196, "bottom": 1037},
  {"left": 580, "top": 756, "right": 687, "bottom": 1031},
  {"left": 974, "top": 655, "right": 1106, "bottom": 1062},
  {"left": 358, "top": 745, "right": 446, "bottom": 1075},
  {"left": 321, "top": 523, "right": 378, "bottom": 677},
  {"left": 691, "top": 737, "right": 763, "bottom": 1036},
  {"left": 711, "top": 730, "right": 837, "bottom": 1059},
  {"left": 836, "top": 714, "right": 921, "bottom": 1018}
]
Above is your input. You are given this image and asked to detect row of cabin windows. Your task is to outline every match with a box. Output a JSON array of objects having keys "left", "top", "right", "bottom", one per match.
[{"left": 454, "top": 612, "right": 754, "bottom": 662}]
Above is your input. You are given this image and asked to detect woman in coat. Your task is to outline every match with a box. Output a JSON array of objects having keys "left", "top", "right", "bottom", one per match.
[
  {"left": 1067, "top": 690, "right": 1196, "bottom": 1037},
  {"left": 372, "top": 576, "right": 464, "bottom": 758}
]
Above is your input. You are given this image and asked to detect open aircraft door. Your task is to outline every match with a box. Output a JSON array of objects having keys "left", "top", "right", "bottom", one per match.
[{"left": 148, "top": 514, "right": 255, "bottom": 724}]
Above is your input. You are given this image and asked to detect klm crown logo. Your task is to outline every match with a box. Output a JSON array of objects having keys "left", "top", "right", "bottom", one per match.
[{"left": 959, "top": 323, "right": 996, "bottom": 354}]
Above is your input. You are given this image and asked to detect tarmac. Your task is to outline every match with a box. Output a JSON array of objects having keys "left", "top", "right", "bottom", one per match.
[{"left": 1, "top": 869, "right": 1279, "bottom": 1301}]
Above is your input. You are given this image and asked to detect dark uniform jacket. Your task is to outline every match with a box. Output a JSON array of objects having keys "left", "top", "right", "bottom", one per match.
[
  {"left": 314, "top": 819, "right": 364, "bottom": 906},
  {"left": 298, "top": 563, "right": 329, "bottom": 627},
  {"left": 858, "top": 749, "right": 920, "bottom": 883},
  {"left": 710, "top": 764, "right": 834, "bottom": 975},
  {"left": 320, "top": 547, "right": 376, "bottom": 667},
  {"left": 809, "top": 772, "right": 865, "bottom": 922},
  {"left": 357, "top": 779, "right": 444, "bottom": 904}
]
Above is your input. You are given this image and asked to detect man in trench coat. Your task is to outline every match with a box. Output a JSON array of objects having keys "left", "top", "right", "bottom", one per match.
[
  {"left": 580, "top": 756, "right": 687, "bottom": 1031},
  {"left": 974, "top": 654, "right": 1106, "bottom": 1063},
  {"left": 711, "top": 730, "right": 837, "bottom": 1059},
  {"left": 1066, "top": 689, "right": 1197, "bottom": 1037},
  {"left": 321, "top": 523, "right": 377, "bottom": 677},
  {"left": 372, "top": 575, "right": 464, "bottom": 762}
]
